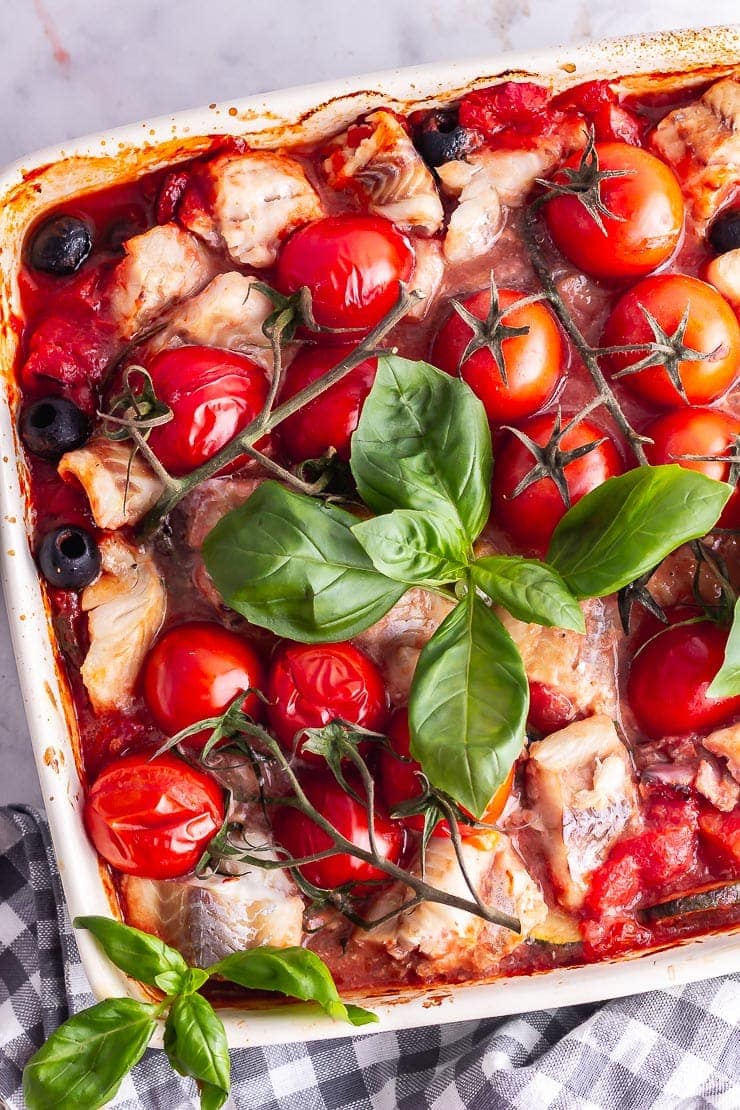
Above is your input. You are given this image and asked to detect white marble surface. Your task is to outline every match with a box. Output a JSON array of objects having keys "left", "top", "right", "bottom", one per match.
[{"left": 1, "top": 0, "right": 737, "bottom": 809}]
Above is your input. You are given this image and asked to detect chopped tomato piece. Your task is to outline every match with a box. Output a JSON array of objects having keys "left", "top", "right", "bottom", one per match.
[{"left": 699, "top": 807, "right": 740, "bottom": 866}]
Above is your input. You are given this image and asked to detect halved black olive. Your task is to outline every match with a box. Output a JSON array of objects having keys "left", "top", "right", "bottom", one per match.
[
  {"left": 37, "top": 526, "right": 101, "bottom": 590},
  {"left": 415, "top": 110, "right": 474, "bottom": 168},
  {"left": 28, "top": 215, "right": 93, "bottom": 275},
  {"left": 20, "top": 396, "right": 91, "bottom": 461},
  {"left": 709, "top": 208, "right": 740, "bottom": 255}
]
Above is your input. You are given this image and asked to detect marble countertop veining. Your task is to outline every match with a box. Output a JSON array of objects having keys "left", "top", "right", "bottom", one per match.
[{"left": 1, "top": 0, "right": 737, "bottom": 808}]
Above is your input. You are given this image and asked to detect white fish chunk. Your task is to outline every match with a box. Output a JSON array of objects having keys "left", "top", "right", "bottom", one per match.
[
  {"left": 695, "top": 756, "right": 740, "bottom": 813},
  {"left": 703, "top": 723, "right": 740, "bottom": 784},
  {"left": 324, "top": 110, "right": 443, "bottom": 235},
  {"left": 705, "top": 248, "right": 740, "bottom": 309},
  {"left": 407, "top": 238, "right": 445, "bottom": 320},
  {"left": 526, "top": 715, "right": 640, "bottom": 910},
  {"left": 58, "top": 438, "right": 164, "bottom": 530},
  {"left": 80, "top": 537, "right": 166, "bottom": 712}
]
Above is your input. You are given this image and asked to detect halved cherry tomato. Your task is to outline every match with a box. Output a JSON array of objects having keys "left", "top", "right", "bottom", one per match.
[
  {"left": 527, "top": 681, "right": 579, "bottom": 735},
  {"left": 274, "top": 214, "right": 414, "bottom": 335},
  {"left": 543, "top": 142, "right": 684, "bottom": 281},
  {"left": 83, "top": 752, "right": 224, "bottom": 878},
  {"left": 602, "top": 275, "right": 740, "bottom": 407},
  {"left": 142, "top": 622, "right": 264, "bottom": 748},
  {"left": 145, "top": 345, "right": 268, "bottom": 475},
  {"left": 492, "top": 414, "right": 623, "bottom": 550},
  {"left": 431, "top": 288, "right": 564, "bottom": 425},
  {"left": 271, "top": 770, "right": 404, "bottom": 889},
  {"left": 628, "top": 616, "right": 740, "bottom": 739},
  {"left": 266, "top": 641, "right": 389, "bottom": 762},
  {"left": 277, "top": 345, "right": 377, "bottom": 463}
]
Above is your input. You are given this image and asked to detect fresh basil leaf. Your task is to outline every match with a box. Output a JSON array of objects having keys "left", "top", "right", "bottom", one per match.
[
  {"left": 547, "top": 466, "right": 731, "bottom": 598},
  {"left": 23, "top": 998, "right": 157, "bottom": 1110},
  {"left": 202, "top": 481, "right": 405, "bottom": 642},
  {"left": 351, "top": 355, "right": 492, "bottom": 542},
  {"left": 708, "top": 598, "right": 740, "bottom": 698},
  {"left": 409, "top": 588, "right": 528, "bottom": 818},
  {"left": 210, "top": 946, "right": 377, "bottom": 1027},
  {"left": 163, "top": 993, "right": 230, "bottom": 1110},
  {"left": 74, "top": 915, "right": 189, "bottom": 990},
  {"left": 471, "top": 555, "right": 585, "bottom": 633},
  {"left": 352, "top": 510, "right": 469, "bottom": 586}
]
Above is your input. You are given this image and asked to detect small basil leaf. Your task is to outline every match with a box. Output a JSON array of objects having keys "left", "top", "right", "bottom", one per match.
[
  {"left": 409, "top": 588, "right": 528, "bottom": 818},
  {"left": 74, "top": 915, "right": 189, "bottom": 989},
  {"left": 155, "top": 970, "right": 188, "bottom": 996},
  {"left": 547, "top": 466, "right": 731, "bottom": 598},
  {"left": 163, "top": 994, "right": 230, "bottom": 1110},
  {"left": 210, "top": 946, "right": 377, "bottom": 1026},
  {"left": 352, "top": 510, "right": 469, "bottom": 586},
  {"left": 471, "top": 555, "right": 585, "bottom": 632},
  {"left": 202, "top": 480, "right": 405, "bottom": 642},
  {"left": 23, "top": 998, "right": 157, "bottom": 1110},
  {"left": 708, "top": 597, "right": 740, "bottom": 698},
  {"left": 351, "top": 355, "right": 492, "bottom": 542}
]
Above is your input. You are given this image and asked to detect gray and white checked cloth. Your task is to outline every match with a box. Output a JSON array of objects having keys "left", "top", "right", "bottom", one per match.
[{"left": 1, "top": 805, "right": 738, "bottom": 1110}]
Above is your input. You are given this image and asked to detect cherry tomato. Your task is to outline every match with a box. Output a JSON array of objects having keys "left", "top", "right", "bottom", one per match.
[
  {"left": 431, "top": 288, "right": 564, "bottom": 425},
  {"left": 527, "top": 681, "right": 578, "bottom": 735},
  {"left": 544, "top": 142, "right": 684, "bottom": 281},
  {"left": 492, "top": 414, "right": 623, "bottom": 550},
  {"left": 628, "top": 617, "right": 740, "bottom": 739},
  {"left": 267, "top": 642, "right": 388, "bottom": 762},
  {"left": 277, "top": 345, "right": 377, "bottom": 463},
  {"left": 271, "top": 770, "right": 404, "bottom": 889},
  {"left": 145, "top": 346, "right": 268, "bottom": 476},
  {"left": 274, "top": 214, "right": 414, "bottom": 335},
  {"left": 602, "top": 275, "right": 740, "bottom": 407},
  {"left": 83, "top": 752, "right": 224, "bottom": 878},
  {"left": 142, "top": 622, "right": 264, "bottom": 748}
]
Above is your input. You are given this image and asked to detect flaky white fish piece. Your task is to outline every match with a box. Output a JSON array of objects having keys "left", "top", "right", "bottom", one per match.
[
  {"left": 80, "top": 536, "right": 165, "bottom": 712},
  {"left": 180, "top": 151, "right": 323, "bottom": 267},
  {"left": 705, "top": 248, "right": 740, "bottom": 309},
  {"left": 324, "top": 110, "right": 443, "bottom": 235},
  {"left": 407, "top": 239, "right": 445, "bottom": 320},
  {"left": 58, "top": 438, "right": 164, "bottom": 530},
  {"left": 703, "top": 723, "right": 740, "bottom": 784}
]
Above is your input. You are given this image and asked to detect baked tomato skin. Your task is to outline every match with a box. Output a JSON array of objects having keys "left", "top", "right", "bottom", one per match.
[
  {"left": 491, "top": 414, "right": 624, "bottom": 550},
  {"left": 602, "top": 275, "right": 740, "bottom": 407},
  {"left": 544, "top": 142, "right": 684, "bottom": 281},
  {"left": 145, "top": 345, "right": 268, "bottom": 476},
  {"left": 274, "top": 214, "right": 414, "bottom": 335},
  {"left": 277, "top": 345, "right": 377, "bottom": 463},
  {"left": 83, "top": 752, "right": 224, "bottom": 879},
  {"left": 142, "top": 622, "right": 265, "bottom": 748},
  {"left": 266, "top": 642, "right": 389, "bottom": 763},
  {"left": 431, "top": 289, "right": 563, "bottom": 426},
  {"left": 628, "top": 616, "right": 740, "bottom": 739},
  {"left": 271, "top": 770, "right": 404, "bottom": 889}
]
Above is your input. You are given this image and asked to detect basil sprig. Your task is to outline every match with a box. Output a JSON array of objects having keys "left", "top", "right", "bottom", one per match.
[
  {"left": 708, "top": 596, "right": 740, "bottom": 699},
  {"left": 23, "top": 916, "right": 375, "bottom": 1110}
]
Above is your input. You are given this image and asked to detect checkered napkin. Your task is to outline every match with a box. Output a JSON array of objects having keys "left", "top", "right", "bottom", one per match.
[{"left": 1, "top": 805, "right": 739, "bottom": 1110}]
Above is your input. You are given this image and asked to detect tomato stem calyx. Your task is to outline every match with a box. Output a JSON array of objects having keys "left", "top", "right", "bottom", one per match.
[
  {"left": 535, "top": 127, "right": 633, "bottom": 235},
  {"left": 450, "top": 271, "right": 545, "bottom": 385}
]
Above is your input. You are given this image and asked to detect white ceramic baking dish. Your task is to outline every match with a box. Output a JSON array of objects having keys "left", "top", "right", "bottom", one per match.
[{"left": 1, "top": 25, "right": 739, "bottom": 1048}]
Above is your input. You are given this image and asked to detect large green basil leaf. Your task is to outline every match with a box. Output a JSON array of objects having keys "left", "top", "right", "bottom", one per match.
[
  {"left": 409, "top": 588, "right": 528, "bottom": 818},
  {"left": 471, "top": 555, "right": 585, "bottom": 633},
  {"left": 74, "top": 915, "right": 189, "bottom": 991},
  {"left": 352, "top": 510, "right": 469, "bottom": 586},
  {"left": 350, "top": 355, "right": 492, "bottom": 542},
  {"left": 210, "top": 947, "right": 377, "bottom": 1026},
  {"left": 708, "top": 597, "right": 740, "bottom": 698},
  {"left": 547, "top": 465, "right": 731, "bottom": 598},
  {"left": 163, "top": 994, "right": 230, "bottom": 1110},
  {"left": 23, "top": 998, "right": 157, "bottom": 1110},
  {"left": 202, "top": 481, "right": 405, "bottom": 642}
]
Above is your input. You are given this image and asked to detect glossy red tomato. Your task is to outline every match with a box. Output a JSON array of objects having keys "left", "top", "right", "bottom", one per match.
[
  {"left": 142, "top": 622, "right": 264, "bottom": 748},
  {"left": 492, "top": 414, "right": 624, "bottom": 550},
  {"left": 274, "top": 214, "right": 414, "bottom": 335},
  {"left": 277, "top": 345, "right": 377, "bottom": 462},
  {"left": 271, "top": 770, "right": 404, "bottom": 889},
  {"left": 431, "top": 289, "right": 564, "bottom": 425},
  {"left": 544, "top": 142, "right": 684, "bottom": 281},
  {"left": 145, "top": 346, "right": 268, "bottom": 475},
  {"left": 83, "top": 752, "right": 224, "bottom": 878},
  {"left": 527, "top": 681, "right": 579, "bottom": 735},
  {"left": 602, "top": 275, "right": 740, "bottom": 407},
  {"left": 628, "top": 617, "right": 740, "bottom": 739},
  {"left": 267, "top": 641, "right": 388, "bottom": 762}
]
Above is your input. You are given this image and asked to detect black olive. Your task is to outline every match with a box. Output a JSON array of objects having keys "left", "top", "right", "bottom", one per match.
[
  {"left": 20, "top": 397, "right": 91, "bottom": 461},
  {"left": 29, "top": 215, "right": 93, "bottom": 275},
  {"left": 37, "top": 526, "right": 101, "bottom": 591},
  {"left": 709, "top": 208, "right": 740, "bottom": 255},
  {"left": 415, "top": 110, "right": 474, "bottom": 168}
]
